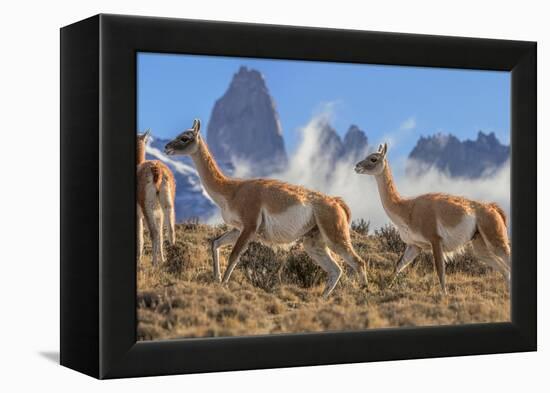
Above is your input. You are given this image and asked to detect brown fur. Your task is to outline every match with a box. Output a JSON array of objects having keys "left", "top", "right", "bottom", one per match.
[
  {"left": 191, "top": 137, "right": 351, "bottom": 228},
  {"left": 136, "top": 161, "right": 176, "bottom": 208},
  {"left": 136, "top": 133, "right": 177, "bottom": 266},
  {"left": 137, "top": 139, "right": 146, "bottom": 165},
  {"left": 334, "top": 197, "right": 352, "bottom": 223},
  {"left": 189, "top": 140, "right": 351, "bottom": 222},
  {"left": 150, "top": 162, "right": 162, "bottom": 192},
  {"left": 356, "top": 148, "right": 510, "bottom": 294},
  {"left": 136, "top": 134, "right": 176, "bottom": 207},
  {"left": 375, "top": 165, "right": 508, "bottom": 248},
  {"left": 475, "top": 203, "right": 510, "bottom": 256},
  {"left": 487, "top": 202, "right": 508, "bottom": 227},
  {"left": 167, "top": 124, "right": 366, "bottom": 297}
]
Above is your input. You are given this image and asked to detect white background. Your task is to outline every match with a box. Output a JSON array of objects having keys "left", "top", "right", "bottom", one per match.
[{"left": 0, "top": 0, "right": 546, "bottom": 391}]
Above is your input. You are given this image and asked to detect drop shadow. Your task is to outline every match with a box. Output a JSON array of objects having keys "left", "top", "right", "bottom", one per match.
[{"left": 38, "top": 351, "right": 60, "bottom": 364}]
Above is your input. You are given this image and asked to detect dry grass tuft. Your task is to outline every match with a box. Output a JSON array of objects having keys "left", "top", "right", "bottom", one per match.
[{"left": 137, "top": 223, "right": 510, "bottom": 340}]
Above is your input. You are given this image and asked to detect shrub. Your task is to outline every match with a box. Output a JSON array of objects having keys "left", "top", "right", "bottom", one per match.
[
  {"left": 283, "top": 245, "right": 325, "bottom": 288},
  {"left": 351, "top": 218, "right": 370, "bottom": 235},
  {"left": 164, "top": 240, "right": 192, "bottom": 275},
  {"left": 374, "top": 224, "right": 406, "bottom": 254},
  {"left": 238, "top": 242, "right": 282, "bottom": 292},
  {"left": 238, "top": 242, "right": 326, "bottom": 290},
  {"left": 181, "top": 217, "right": 200, "bottom": 231},
  {"left": 445, "top": 247, "right": 490, "bottom": 275}
]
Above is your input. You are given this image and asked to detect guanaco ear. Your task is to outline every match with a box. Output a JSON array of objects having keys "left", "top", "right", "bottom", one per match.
[
  {"left": 378, "top": 144, "right": 383, "bottom": 152},
  {"left": 139, "top": 129, "right": 151, "bottom": 141},
  {"left": 192, "top": 118, "right": 201, "bottom": 135},
  {"left": 381, "top": 143, "right": 388, "bottom": 157}
]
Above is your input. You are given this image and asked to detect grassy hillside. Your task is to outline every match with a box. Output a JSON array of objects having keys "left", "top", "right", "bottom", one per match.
[{"left": 137, "top": 222, "right": 510, "bottom": 340}]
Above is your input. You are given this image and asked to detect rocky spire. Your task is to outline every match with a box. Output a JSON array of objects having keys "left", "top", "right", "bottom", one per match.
[
  {"left": 343, "top": 124, "right": 369, "bottom": 159},
  {"left": 206, "top": 66, "right": 287, "bottom": 175}
]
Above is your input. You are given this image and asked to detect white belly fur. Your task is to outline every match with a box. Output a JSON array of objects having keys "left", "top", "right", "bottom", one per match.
[
  {"left": 258, "top": 204, "right": 315, "bottom": 244},
  {"left": 437, "top": 214, "right": 477, "bottom": 259},
  {"left": 390, "top": 211, "right": 477, "bottom": 260}
]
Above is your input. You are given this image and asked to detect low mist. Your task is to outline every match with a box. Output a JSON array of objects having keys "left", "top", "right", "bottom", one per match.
[{"left": 214, "top": 114, "right": 510, "bottom": 230}]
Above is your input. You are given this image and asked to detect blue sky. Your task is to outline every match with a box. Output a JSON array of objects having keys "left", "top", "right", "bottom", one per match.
[{"left": 137, "top": 52, "right": 510, "bottom": 159}]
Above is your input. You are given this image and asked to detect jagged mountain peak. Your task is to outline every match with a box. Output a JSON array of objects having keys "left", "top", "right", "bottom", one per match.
[
  {"left": 313, "top": 121, "right": 369, "bottom": 162},
  {"left": 343, "top": 124, "right": 369, "bottom": 158},
  {"left": 229, "top": 66, "right": 267, "bottom": 90},
  {"left": 316, "top": 120, "right": 345, "bottom": 158},
  {"left": 206, "top": 66, "right": 287, "bottom": 174},
  {"left": 408, "top": 131, "right": 509, "bottom": 178},
  {"left": 475, "top": 130, "right": 499, "bottom": 145},
  {"left": 346, "top": 124, "right": 362, "bottom": 135}
]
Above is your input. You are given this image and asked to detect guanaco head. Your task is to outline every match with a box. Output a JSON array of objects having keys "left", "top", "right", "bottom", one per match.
[
  {"left": 138, "top": 127, "right": 151, "bottom": 141},
  {"left": 164, "top": 119, "right": 202, "bottom": 156},
  {"left": 355, "top": 143, "right": 388, "bottom": 175}
]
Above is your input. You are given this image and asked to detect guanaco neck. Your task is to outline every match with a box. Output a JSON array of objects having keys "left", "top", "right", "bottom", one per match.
[
  {"left": 137, "top": 140, "right": 146, "bottom": 165},
  {"left": 190, "top": 138, "right": 234, "bottom": 201},
  {"left": 375, "top": 161, "right": 407, "bottom": 222}
]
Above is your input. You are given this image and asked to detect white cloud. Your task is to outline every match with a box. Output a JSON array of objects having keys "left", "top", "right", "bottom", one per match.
[
  {"left": 312, "top": 100, "right": 341, "bottom": 119},
  {"left": 226, "top": 113, "right": 510, "bottom": 230},
  {"left": 377, "top": 116, "right": 417, "bottom": 151},
  {"left": 399, "top": 160, "right": 510, "bottom": 224},
  {"left": 399, "top": 117, "right": 417, "bottom": 131}
]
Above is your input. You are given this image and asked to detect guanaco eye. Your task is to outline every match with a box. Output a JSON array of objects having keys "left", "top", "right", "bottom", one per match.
[{"left": 370, "top": 157, "right": 377, "bottom": 163}]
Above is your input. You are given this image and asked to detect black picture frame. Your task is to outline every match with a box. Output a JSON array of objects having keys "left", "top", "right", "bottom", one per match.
[{"left": 60, "top": 14, "right": 537, "bottom": 379}]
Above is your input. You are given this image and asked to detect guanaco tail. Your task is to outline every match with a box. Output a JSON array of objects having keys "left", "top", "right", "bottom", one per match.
[{"left": 137, "top": 130, "right": 176, "bottom": 266}]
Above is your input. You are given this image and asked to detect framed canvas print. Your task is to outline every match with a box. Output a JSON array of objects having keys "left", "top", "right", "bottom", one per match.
[{"left": 60, "top": 14, "right": 536, "bottom": 379}]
